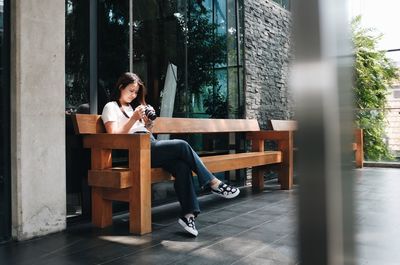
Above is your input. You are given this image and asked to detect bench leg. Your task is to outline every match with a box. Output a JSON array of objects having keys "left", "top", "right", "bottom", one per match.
[
  {"left": 354, "top": 129, "right": 364, "bottom": 168},
  {"left": 278, "top": 132, "right": 293, "bottom": 190},
  {"left": 91, "top": 187, "right": 112, "bottom": 228},
  {"left": 129, "top": 185, "right": 152, "bottom": 235},
  {"left": 355, "top": 150, "right": 363, "bottom": 168},
  {"left": 252, "top": 167, "right": 265, "bottom": 192},
  {"left": 277, "top": 165, "right": 292, "bottom": 190}
]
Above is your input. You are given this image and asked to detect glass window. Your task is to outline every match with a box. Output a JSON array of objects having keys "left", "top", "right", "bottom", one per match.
[
  {"left": 273, "top": 0, "right": 291, "bottom": 10},
  {"left": 132, "top": 0, "right": 185, "bottom": 115},
  {"left": 65, "top": 0, "right": 89, "bottom": 112},
  {"left": 98, "top": 0, "right": 130, "bottom": 111},
  {"left": 65, "top": 0, "right": 90, "bottom": 220}
]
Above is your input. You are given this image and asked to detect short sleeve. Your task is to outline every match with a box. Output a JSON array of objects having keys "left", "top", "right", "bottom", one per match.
[{"left": 101, "top": 102, "right": 118, "bottom": 124}]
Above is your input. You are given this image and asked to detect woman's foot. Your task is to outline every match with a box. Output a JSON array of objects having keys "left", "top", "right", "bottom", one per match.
[
  {"left": 178, "top": 216, "right": 198, "bottom": 236},
  {"left": 211, "top": 182, "right": 240, "bottom": 199}
]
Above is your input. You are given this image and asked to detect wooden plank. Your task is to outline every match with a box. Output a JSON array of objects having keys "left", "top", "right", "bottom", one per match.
[
  {"left": 72, "top": 114, "right": 105, "bottom": 134},
  {"left": 73, "top": 114, "right": 261, "bottom": 134},
  {"left": 83, "top": 133, "right": 148, "bottom": 149},
  {"left": 88, "top": 168, "right": 132, "bottom": 188},
  {"left": 91, "top": 187, "right": 113, "bottom": 228},
  {"left": 151, "top": 168, "right": 174, "bottom": 183},
  {"left": 247, "top": 130, "right": 292, "bottom": 141},
  {"left": 248, "top": 130, "right": 294, "bottom": 190},
  {"left": 91, "top": 148, "right": 113, "bottom": 228},
  {"left": 129, "top": 136, "right": 152, "bottom": 235},
  {"left": 252, "top": 167, "right": 266, "bottom": 192},
  {"left": 276, "top": 131, "right": 294, "bottom": 190},
  {"left": 153, "top": 117, "right": 260, "bottom": 134},
  {"left": 152, "top": 152, "right": 281, "bottom": 179},
  {"left": 250, "top": 135, "right": 266, "bottom": 191},
  {"left": 201, "top": 152, "right": 281, "bottom": 172},
  {"left": 102, "top": 188, "right": 130, "bottom": 202},
  {"left": 87, "top": 152, "right": 282, "bottom": 190},
  {"left": 270, "top": 120, "right": 298, "bottom": 131}
]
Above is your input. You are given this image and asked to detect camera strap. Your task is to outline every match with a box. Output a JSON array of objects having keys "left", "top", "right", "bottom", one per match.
[{"left": 116, "top": 101, "right": 130, "bottom": 119}]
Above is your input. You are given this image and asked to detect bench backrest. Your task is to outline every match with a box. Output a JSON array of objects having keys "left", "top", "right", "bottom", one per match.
[
  {"left": 72, "top": 114, "right": 260, "bottom": 134},
  {"left": 72, "top": 114, "right": 106, "bottom": 134},
  {"left": 270, "top": 120, "right": 298, "bottom": 131}
]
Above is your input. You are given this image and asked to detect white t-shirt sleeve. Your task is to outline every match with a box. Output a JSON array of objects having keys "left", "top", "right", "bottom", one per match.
[
  {"left": 101, "top": 101, "right": 149, "bottom": 134},
  {"left": 101, "top": 102, "right": 118, "bottom": 124}
]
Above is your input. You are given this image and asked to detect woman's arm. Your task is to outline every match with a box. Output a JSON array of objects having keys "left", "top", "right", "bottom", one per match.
[{"left": 104, "top": 106, "right": 145, "bottom": 134}]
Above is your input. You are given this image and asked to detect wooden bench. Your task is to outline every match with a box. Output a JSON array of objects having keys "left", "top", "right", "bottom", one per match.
[
  {"left": 270, "top": 119, "right": 363, "bottom": 168},
  {"left": 72, "top": 114, "right": 294, "bottom": 235},
  {"left": 353, "top": 128, "right": 364, "bottom": 168}
]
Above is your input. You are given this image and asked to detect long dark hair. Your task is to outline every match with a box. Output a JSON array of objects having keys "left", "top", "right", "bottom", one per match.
[{"left": 111, "top": 72, "right": 147, "bottom": 107}]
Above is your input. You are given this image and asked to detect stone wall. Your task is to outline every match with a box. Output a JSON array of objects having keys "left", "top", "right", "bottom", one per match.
[{"left": 244, "top": 0, "right": 293, "bottom": 129}]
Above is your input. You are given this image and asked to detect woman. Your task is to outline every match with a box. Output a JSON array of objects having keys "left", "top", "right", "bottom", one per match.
[{"left": 102, "top": 72, "right": 240, "bottom": 236}]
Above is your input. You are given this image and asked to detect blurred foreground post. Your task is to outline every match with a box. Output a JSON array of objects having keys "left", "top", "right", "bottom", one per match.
[{"left": 291, "top": 0, "right": 356, "bottom": 264}]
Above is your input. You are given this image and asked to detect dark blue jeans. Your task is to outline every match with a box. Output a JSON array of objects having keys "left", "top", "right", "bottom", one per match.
[{"left": 150, "top": 135, "right": 215, "bottom": 216}]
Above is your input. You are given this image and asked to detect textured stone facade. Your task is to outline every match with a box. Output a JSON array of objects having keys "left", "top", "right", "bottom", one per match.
[{"left": 244, "top": 0, "right": 293, "bottom": 129}]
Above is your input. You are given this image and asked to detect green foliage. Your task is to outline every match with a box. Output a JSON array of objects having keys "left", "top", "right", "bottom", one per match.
[
  {"left": 352, "top": 16, "right": 398, "bottom": 161},
  {"left": 174, "top": 0, "right": 227, "bottom": 108},
  {"left": 203, "top": 86, "right": 230, "bottom": 118},
  {"left": 186, "top": 1, "right": 227, "bottom": 96}
]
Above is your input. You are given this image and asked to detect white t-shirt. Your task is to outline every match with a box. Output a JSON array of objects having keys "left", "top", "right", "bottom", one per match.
[{"left": 101, "top": 101, "right": 148, "bottom": 134}]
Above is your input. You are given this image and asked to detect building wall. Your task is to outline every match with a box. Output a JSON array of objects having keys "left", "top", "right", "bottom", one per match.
[
  {"left": 10, "top": 0, "right": 66, "bottom": 240},
  {"left": 386, "top": 76, "right": 400, "bottom": 157},
  {"left": 244, "top": 0, "right": 292, "bottom": 129}
]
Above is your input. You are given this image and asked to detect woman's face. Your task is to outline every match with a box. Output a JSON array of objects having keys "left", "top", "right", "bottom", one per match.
[{"left": 119, "top": 82, "right": 139, "bottom": 105}]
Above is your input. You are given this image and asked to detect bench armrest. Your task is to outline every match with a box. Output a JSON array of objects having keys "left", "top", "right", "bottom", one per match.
[
  {"left": 82, "top": 133, "right": 150, "bottom": 150},
  {"left": 247, "top": 130, "right": 294, "bottom": 189},
  {"left": 246, "top": 130, "right": 293, "bottom": 153}
]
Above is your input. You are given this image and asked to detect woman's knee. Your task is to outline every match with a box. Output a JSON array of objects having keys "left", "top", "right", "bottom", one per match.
[
  {"left": 172, "top": 139, "right": 189, "bottom": 147},
  {"left": 171, "top": 139, "right": 192, "bottom": 153}
]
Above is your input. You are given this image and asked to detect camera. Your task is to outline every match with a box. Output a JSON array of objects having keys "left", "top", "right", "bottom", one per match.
[{"left": 143, "top": 104, "right": 157, "bottom": 121}]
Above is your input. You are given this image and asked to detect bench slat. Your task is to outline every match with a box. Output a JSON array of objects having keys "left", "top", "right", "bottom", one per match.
[
  {"left": 88, "top": 151, "right": 282, "bottom": 189},
  {"left": 153, "top": 117, "right": 260, "bottom": 133},
  {"left": 201, "top": 151, "right": 282, "bottom": 172},
  {"left": 72, "top": 114, "right": 261, "bottom": 134},
  {"left": 88, "top": 168, "right": 132, "bottom": 188},
  {"left": 102, "top": 188, "right": 130, "bottom": 202},
  {"left": 270, "top": 120, "right": 298, "bottom": 131}
]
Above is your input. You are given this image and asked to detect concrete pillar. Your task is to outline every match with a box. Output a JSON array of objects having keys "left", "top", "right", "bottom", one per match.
[{"left": 10, "top": 0, "right": 66, "bottom": 240}]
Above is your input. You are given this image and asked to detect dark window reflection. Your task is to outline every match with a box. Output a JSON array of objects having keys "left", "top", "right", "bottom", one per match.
[
  {"left": 65, "top": 0, "right": 90, "bottom": 220},
  {"left": 98, "top": 0, "right": 130, "bottom": 112},
  {"left": 132, "top": 0, "right": 185, "bottom": 114},
  {"left": 65, "top": 0, "right": 89, "bottom": 111}
]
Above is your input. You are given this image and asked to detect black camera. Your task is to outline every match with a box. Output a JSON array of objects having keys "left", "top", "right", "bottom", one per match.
[{"left": 143, "top": 105, "right": 157, "bottom": 121}]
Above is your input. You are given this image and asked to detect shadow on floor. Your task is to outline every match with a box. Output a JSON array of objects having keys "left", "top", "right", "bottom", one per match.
[{"left": 2, "top": 167, "right": 400, "bottom": 265}]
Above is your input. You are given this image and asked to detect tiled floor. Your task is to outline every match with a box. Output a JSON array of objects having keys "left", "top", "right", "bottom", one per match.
[{"left": 1, "top": 167, "right": 400, "bottom": 265}]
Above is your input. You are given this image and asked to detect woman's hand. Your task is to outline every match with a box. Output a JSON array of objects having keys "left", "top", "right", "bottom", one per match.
[
  {"left": 142, "top": 115, "right": 154, "bottom": 129},
  {"left": 132, "top": 105, "right": 145, "bottom": 121}
]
